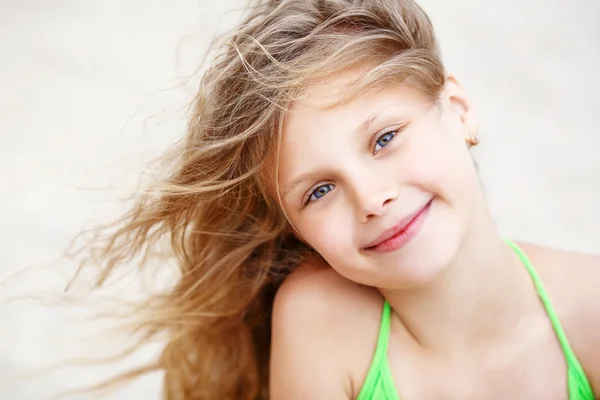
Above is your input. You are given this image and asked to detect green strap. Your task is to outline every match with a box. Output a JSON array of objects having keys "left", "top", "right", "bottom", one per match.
[
  {"left": 505, "top": 240, "right": 577, "bottom": 361},
  {"left": 356, "top": 301, "right": 394, "bottom": 400},
  {"left": 505, "top": 239, "right": 594, "bottom": 399},
  {"left": 377, "top": 301, "right": 392, "bottom": 358}
]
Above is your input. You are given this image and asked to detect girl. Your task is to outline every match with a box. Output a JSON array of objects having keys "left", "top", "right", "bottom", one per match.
[{"left": 77, "top": 0, "right": 600, "bottom": 399}]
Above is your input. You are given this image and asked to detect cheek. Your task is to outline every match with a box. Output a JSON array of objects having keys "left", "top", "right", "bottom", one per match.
[
  {"left": 404, "top": 120, "right": 477, "bottom": 200},
  {"left": 296, "top": 208, "right": 355, "bottom": 261}
]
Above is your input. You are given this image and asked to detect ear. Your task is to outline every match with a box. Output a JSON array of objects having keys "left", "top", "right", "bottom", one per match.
[{"left": 442, "top": 75, "right": 478, "bottom": 140}]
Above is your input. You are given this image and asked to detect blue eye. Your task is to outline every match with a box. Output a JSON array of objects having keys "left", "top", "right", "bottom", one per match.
[
  {"left": 307, "top": 184, "right": 334, "bottom": 204},
  {"left": 374, "top": 131, "right": 396, "bottom": 153}
]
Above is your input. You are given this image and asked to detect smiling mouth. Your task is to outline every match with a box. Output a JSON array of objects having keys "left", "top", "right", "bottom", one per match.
[{"left": 363, "top": 198, "right": 433, "bottom": 252}]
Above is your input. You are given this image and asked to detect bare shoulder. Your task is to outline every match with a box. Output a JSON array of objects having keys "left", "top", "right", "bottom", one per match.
[
  {"left": 517, "top": 241, "right": 600, "bottom": 388},
  {"left": 519, "top": 241, "right": 600, "bottom": 315},
  {"left": 270, "top": 260, "right": 384, "bottom": 399}
]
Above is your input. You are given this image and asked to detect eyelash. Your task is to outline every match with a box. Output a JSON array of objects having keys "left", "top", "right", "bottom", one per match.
[
  {"left": 303, "top": 127, "right": 400, "bottom": 206},
  {"left": 304, "top": 183, "right": 335, "bottom": 206},
  {"left": 372, "top": 128, "right": 398, "bottom": 155}
]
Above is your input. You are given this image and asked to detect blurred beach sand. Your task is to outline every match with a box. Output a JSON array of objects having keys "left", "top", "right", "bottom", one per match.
[{"left": 1, "top": 1, "right": 598, "bottom": 398}]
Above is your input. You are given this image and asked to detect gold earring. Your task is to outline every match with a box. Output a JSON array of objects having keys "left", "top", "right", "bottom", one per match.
[{"left": 469, "top": 131, "right": 480, "bottom": 146}]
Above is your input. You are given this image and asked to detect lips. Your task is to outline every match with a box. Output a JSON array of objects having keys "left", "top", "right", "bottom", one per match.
[{"left": 363, "top": 199, "right": 433, "bottom": 250}]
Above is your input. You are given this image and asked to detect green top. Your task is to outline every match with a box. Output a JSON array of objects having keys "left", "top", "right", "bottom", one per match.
[{"left": 356, "top": 240, "right": 595, "bottom": 400}]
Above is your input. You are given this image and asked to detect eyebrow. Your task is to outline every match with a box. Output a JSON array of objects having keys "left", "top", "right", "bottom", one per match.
[
  {"left": 280, "top": 111, "right": 383, "bottom": 200},
  {"left": 280, "top": 172, "right": 314, "bottom": 201},
  {"left": 356, "top": 113, "right": 379, "bottom": 138}
]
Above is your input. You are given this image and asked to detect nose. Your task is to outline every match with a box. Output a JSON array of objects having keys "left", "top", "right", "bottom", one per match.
[{"left": 351, "top": 173, "right": 398, "bottom": 222}]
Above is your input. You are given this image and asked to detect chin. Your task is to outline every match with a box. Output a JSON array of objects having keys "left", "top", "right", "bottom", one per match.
[
  {"left": 375, "top": 214, "right": 466, "bottom": 289},
  {"left": 382, "top": 247, "right": 454, "bottom": 289}
]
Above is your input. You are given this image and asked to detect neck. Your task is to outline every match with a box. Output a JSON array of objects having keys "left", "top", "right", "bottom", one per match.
[{"left": 380, "top": 213, "right": 537, "bottom": 356}]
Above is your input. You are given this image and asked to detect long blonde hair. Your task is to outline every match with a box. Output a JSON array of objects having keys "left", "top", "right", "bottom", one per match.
[{"left": 74, "top": 0, "right": 445, "bottom": 398}]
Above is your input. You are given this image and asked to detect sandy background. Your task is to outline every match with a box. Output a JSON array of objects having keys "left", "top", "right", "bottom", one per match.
[{"left": 1, "top": 0, "right": 598, "bottom": 398}]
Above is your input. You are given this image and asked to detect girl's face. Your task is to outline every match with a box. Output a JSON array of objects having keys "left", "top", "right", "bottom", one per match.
[{"left": 277, "top": 74, "right": 482, "bottom": 289}]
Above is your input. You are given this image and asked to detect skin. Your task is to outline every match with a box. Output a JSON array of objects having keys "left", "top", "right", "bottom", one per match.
[{"left": 268, "top": 71, "right": 600, "bottom": 399}]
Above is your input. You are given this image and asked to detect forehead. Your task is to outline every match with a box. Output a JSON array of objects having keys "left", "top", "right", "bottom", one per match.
[{"left": 283, "top": 77, "right": 426, "bottom": 148}]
